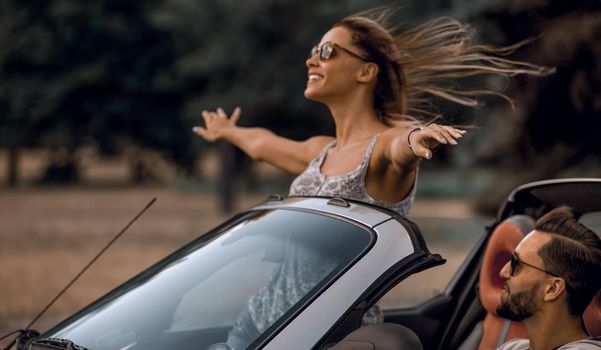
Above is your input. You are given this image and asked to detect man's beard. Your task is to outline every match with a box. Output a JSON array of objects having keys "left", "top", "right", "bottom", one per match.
[{"left": 496, "top": 283, "right": 540, "bottom": 321}]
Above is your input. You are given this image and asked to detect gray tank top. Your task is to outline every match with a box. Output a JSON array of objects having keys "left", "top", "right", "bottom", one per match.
[{"left": 289, "top": 136, "right": 416, "bottom": 216}]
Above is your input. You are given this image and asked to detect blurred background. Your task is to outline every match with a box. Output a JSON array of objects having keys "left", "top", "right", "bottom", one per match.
[{"left": 1, "top": 0, "right": 600, "bottom": 342}]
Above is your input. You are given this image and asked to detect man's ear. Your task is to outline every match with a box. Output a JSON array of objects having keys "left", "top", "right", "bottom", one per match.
[
  {"left": 357, "top": 63, "right": 379, "bottom": 83},
  {"left": 543, "top": 277, "right": 566, "bottom": 302}
]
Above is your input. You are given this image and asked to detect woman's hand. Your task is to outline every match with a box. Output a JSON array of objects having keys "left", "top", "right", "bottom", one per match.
[
  {"left": 408, "top": 123, "right": 466, "bottom": 159},
  {"left": 193, "top": 107, "right": 241, "bottom": 142}
]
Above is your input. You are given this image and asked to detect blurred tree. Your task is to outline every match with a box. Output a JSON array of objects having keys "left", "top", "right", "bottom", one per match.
[
  {"left": 459, "top": 0, "right": 601, "bottom": 212},
  {"left": 0, "top": 0, "right": 193, "bottom": 184},
  {"left": 0, "top": 0, "right": 394, "bottom": 186},
  {"left": 6, "top": 0, "right": 595, "bottom": 196}
]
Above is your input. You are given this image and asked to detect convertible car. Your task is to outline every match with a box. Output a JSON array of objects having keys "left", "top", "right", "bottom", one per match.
[{"left": 8, "top": 178, "right": 601, "bottom": 350}]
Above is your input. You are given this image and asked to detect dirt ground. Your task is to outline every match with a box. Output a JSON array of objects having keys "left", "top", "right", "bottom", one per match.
[{"left": 0, "top": 186, "right": 479, "bottom": 344}]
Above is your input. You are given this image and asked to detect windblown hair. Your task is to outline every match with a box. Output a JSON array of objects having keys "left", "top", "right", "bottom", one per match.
[
  {"left": 535, "top": 206, "right": 601, "bottom": 315},
  {"left": 334, "top": 9, "right": 555, "bottom": 126}
]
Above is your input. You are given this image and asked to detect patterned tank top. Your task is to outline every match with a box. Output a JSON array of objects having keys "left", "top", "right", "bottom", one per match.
[{"left": 289, "top": 136, "right": 416, "bottom": 216}]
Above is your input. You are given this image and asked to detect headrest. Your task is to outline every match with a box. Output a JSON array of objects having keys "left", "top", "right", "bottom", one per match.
[
  {"left": 327, "top": 323, "right": 423, "bottom": 350},
  {"left": 479, "top": 215, "right": 535, "bottom": 314},
  {"left": 584, "top": 290, "right": 601, "bottom": 337}
]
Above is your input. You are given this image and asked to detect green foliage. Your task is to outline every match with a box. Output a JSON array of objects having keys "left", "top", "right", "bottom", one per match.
[
  {"left": 0, "top": 0, "right": 388, "bottom": 181},
  {"left": 462, "top": 1, "right": 601, "bottom": 170},
  {"left": 0, "top": 0, "right": 192, "bottom": 173},
  {"left": 3, "top": 0, "right": 597, "bottom": 187}
]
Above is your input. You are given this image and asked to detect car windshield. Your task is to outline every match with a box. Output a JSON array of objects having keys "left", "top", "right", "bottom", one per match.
[{"left": 41, "top": 208, "right": 373, "bottom": 350}]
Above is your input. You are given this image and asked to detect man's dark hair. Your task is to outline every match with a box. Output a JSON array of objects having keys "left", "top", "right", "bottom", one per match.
[{"left": 535, "top": 206, "right": 601, "bottom": 315}]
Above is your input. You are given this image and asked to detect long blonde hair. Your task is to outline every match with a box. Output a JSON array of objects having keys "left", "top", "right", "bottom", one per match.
[{"left": 335, "top": 9, "right": 555, "bottom": 126}]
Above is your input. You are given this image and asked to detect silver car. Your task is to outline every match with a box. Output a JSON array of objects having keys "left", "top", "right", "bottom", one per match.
[{"left": 10, "top": 178, "right": 601, "bottom": 350}]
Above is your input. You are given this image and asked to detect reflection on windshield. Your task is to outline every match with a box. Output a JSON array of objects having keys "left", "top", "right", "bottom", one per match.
[{"left": 43, "top": 209, "right": 372, "bottom": 350}]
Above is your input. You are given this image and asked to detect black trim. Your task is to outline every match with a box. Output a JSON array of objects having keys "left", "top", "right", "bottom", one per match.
[
  {"left": 313, "top": 251, "right": 445, "bottom": 349},
  {"left": 435, "top": 257, "right": 483, "bottom": 350},
  {"left": 443, "top": 228, "right": 490, "bottom": 295},
  {"left": 286, "top": 195, "right": 432, "bottom": 254},
  {"left": 435, "top": 232, "right": 488, "bottom": 350},
  {"left": 497, "top": 178, "right": 601, "bottom": 221},
  {"left": 361, "top": 252, "right": 445, "bottom": 307}
]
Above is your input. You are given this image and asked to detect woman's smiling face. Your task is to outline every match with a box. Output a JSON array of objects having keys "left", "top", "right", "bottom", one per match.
[{"left": 304, "top": 26, "right": 369, "bottom": 104}]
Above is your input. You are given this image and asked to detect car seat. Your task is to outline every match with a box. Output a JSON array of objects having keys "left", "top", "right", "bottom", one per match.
[
  {"left": 327, "top": 323, "right": 423, "bottom": 350},
  {"left": 584, "top": 290, "right": 601, "bottom": 337},
  {"left": 477, "top": 215, "right": 534, "bottom": 350}
]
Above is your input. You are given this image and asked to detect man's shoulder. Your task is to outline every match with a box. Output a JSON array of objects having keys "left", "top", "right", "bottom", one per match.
[
  {"left": 497, "top": 337, "right": 601, "bottom": 350},
  {"left": 497, "top": 338, "right": 529, "bottom": 350},
  {"left": 558, "top": 337, "right": 601, "bottom": 349}
]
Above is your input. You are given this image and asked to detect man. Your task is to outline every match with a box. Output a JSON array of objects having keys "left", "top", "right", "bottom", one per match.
[{"left": 496, "top": 206, "right": 601, "bottom": 350}]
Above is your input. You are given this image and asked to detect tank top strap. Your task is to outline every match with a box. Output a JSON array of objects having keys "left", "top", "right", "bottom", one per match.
[
  {"left": 358, "top": 136, "right": 378, "bottom": 179},
  {"left": 312, "top": 139, "right": 337, "bottom": 168}
]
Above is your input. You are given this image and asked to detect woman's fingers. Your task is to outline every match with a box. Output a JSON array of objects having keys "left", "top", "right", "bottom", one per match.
[
  {"left": 439, "top": 125, "right": 466, "bottom": 144},
  {"left": 425, "top": 124, "right": 454, "bottom": 145},
  {"left": 192, "top": 125, "right": 217, "bottom": 142},
  {"left": 192, "top": 126, "right": 206, "bottom": 136},
  {"left": 230, "top": 107, "right": 241, "bottom": 124},
  {"left": 201, "top": 110, "right": 216, "bottom": 124},
  {"left": 410, "top": 124, "right": 467, "bottom": 159},
  {"left": 194, "top": 107, "right": 241, "bottom": 142},
  {"left": 203, "top": 107, "right": 240, "bottom": 124},
  {"left": 421, "top": 124, "right": 466, "bottom": 146},
  {"left": 412, "top": 143, "right": 432, "bottom": 160},
  {"left": 445, "top": 125, "right": 466, "bottom": 138},
  {"left": 424, "top": 125, "right": 449, "bottom": 145}
]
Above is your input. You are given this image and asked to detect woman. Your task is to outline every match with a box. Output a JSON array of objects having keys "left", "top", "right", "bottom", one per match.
[
  {"left": 194, "top": 10, "right": 552, "bottom": 349},
  {"left": 193, "top": 13, "right": 550, "bottom": 216}
]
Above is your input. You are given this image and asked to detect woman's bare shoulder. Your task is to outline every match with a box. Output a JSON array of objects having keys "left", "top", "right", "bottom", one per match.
[{"left": 303, "top": 136, "right": 335, "bottom": 159}]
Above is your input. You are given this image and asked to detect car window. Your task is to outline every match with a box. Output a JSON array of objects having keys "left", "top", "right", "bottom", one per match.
[
  {"left": 380, "top": 217, "right": 489, "bottom": 309},
  {"left": 43, "top": 209, "right": 372, "bottom": 350}
]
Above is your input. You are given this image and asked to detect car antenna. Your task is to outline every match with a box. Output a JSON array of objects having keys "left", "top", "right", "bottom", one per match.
[{"left": 0, "top": 197, "right": 156, "bottom": 350}]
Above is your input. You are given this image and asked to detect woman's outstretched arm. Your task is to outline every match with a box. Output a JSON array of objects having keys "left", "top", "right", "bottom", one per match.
[
  {"left": 193, "top": 107, "right": 333, "bottom": 175},
  {"left": 369, "top": 123, "right": 466, "bottom": 201}
]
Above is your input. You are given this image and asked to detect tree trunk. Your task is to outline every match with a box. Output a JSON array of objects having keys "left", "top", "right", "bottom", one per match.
[
  {"left": 132, "top": 157, "right": 145, "bottom": 184},
  {"left": 39, "top": 147, "right": 80, "bottom": 184},
  {"left": 8, "top": 146, "right": 18, "bottom": 187},
  {"left": 218, "top": 142, "right": 235, "bottom": 213}
]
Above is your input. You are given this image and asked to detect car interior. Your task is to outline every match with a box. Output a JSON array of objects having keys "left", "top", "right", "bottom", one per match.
[
  {"left": 458, "top": 215, "right": 533, "bottom": 350},
  {"left": 326, "top": 323, "right": 423, "bottom": 350},
  {"left": 323, "top": 179, "right": 601, "bottom": 350}
]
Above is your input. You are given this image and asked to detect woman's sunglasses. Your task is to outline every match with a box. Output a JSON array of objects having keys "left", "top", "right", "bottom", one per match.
[
  {"left": 308, "top": 41, "right": 369, "bottom": 62},
  {"left": 509, "top": 252, "right": 558, "bottom": 277}
]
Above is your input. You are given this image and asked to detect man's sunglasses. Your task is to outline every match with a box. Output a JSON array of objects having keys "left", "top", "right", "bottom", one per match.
[
  {"left": 510, "top": 252, "right": 558, "bottom": 277},
  {"left": 309, "top": 41, "right": 369, "bottom": 62}
]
